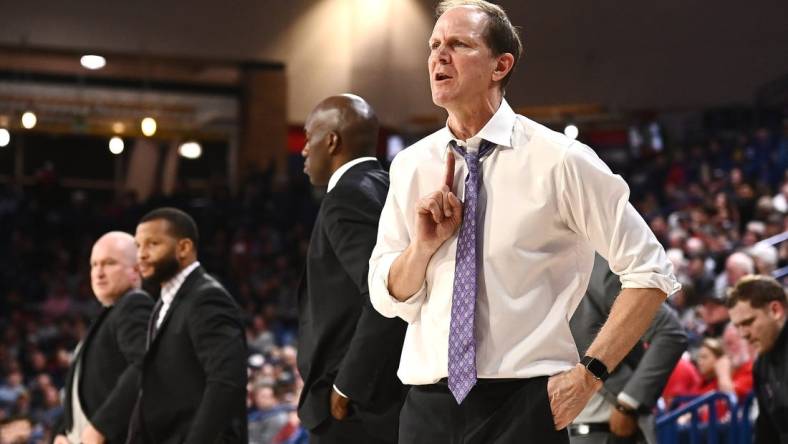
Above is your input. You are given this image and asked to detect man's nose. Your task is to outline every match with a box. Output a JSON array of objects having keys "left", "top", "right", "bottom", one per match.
[
  {"left": 430, "top": 46, "right": 449, "bottom": 64},
  {"left": 436, "top": 45, "right": 450, "bottom": 63}
]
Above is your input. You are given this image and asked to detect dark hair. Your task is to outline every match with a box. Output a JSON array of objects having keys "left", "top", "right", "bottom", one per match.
[
  {"left": 435, "top": 0, "right": 523, "bottom": 90},
  {"left": 726, "top": 275, "right": 787, "bottom": 309},
  {"left": 139, "top": 207, "right": 199, "bottom": 247},
  {"left": 701, "top": 338, "right": 724, "bottom": 358}
]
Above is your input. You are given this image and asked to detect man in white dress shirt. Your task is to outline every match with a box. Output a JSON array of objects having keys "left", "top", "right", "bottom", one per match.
[{"left": 367, "top": 1, "right": 679, "bottom": 442}]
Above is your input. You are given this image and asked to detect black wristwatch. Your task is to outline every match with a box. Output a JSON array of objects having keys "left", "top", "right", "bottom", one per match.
[{"left": 580, "top": 356, "right": 609, "bottom": 382}]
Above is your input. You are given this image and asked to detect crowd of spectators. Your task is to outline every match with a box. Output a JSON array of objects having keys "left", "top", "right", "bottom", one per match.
[
  {"left": 0, "top": 119, "right": 786, "bottom": 442},
  {"left": 629, "top": 124, "right": 788, "bottom": 424}
]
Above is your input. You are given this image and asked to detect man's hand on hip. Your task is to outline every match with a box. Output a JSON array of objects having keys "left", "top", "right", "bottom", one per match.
[
  {"left": 609, "top": 407, "right": 638, "bottom": 437},
  {"left": 330, "top": 387, "right": 350, "bottom": 420},
  {"left": 80, "top": 423, "right": 106, "bottom": 444},
  {"left": 547, "top": 364, "right": 602, "bottom": 430}
]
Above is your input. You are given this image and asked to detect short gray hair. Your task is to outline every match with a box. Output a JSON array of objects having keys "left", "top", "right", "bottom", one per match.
[{"left": 435, "top": 0, "right": 523, "bottom": 90}]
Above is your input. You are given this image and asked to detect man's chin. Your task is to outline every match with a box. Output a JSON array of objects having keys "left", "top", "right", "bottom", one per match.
[
  {"left": 431, "top": 89, "right": 454, "bottom": 106},
  {"left": 94, "top": 293, "right": 113, "bottom": 306}
]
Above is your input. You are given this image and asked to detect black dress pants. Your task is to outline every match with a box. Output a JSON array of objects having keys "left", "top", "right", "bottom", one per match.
[
  {"left": 310, "top": 414, "right": 394, "bottom": 444},
  {"left": 399, "top": 376, "right": 569, "bottom": 444}
]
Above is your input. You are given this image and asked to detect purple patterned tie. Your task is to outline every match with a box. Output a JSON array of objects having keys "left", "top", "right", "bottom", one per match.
[{"left": 448, "top": 139, "right": 496, "bottom": 404}]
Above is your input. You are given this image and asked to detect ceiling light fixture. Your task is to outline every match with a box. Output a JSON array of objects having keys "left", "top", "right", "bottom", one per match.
[
  {"left": 141, "top": 117, "right": 157, "bottom": 137},
  {"left": 21, "top": 111, "right": 37, "bottom": 129},
  {"left": 80, "top": 55, "right": 107, "bottom": 70}
]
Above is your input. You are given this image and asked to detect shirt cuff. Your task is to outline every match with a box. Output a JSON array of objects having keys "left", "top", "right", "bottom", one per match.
[
  {"left": 617, "top": 391, "right": 640, "bottom": 410},
  {"left": 333, "top": 385, "right": 348, "bottom": 399},
  {"left": 620, "top": 271, "right": 681, "bottom": 297},
  {"left": 369, "top": 252, "right": 427, "bottom": 323}
]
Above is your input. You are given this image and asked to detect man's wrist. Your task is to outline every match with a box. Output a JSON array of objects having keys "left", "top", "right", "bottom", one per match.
[
  {"left": 615, "top": 402, "right": 638, "bottom": 417},
  {"left": 410, "top": 240, "right": 438, "bottom": 258},
  {"left": 579, "top": 355, "right": 610, "bottom": 382},
  {"left": 333, "top": 384, "right": 349, "bottom": 399},
  {"left": 616, "top": 392, "right": 641, "bottom": 411},
  {"left": 574, "top": 363, "right": 603, "bottom": 390}
]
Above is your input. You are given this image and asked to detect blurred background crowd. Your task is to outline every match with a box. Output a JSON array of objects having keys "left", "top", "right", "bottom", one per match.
[{"left": 0, "top": 121, "right": 786, "bottom": 442}]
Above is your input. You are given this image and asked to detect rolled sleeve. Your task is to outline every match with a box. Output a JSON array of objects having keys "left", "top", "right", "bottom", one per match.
[
  {"left": 368, "top": 157, "right": 428, "bottom": 323},
  {"left": 369, "top": 251, "right": 426, "bottom": 323},
  {"left": 619, "top": 269, "right": 681, "bottom": 297},
  {"left": 558, "top": 142, "right": 680, "bottom": 297}
]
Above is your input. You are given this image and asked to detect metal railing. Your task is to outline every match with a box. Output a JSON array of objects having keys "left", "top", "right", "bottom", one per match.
[
  {"left": 762, "top": 230, "right": 788, "bottom": 281},
  {"left": 656, "top": 392, "right": 754, "bottom": 444}
]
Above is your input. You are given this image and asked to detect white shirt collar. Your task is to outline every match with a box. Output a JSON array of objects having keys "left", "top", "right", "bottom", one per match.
[
  {"left": 160, "top": 260, "right": 200, "bottom": 306},
  {"left": 438, "top": 98, "right": 517, "bottom": 160},
  {"left": 326, "top": 157, "right": 378, "bottom": 192}
]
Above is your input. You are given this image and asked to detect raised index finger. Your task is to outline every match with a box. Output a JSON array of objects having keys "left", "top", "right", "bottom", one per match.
[{"left": 444, "top": 150, "right": 455, "bottom": 191}]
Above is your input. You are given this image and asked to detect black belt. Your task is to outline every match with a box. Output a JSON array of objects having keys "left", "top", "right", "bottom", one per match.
[
  {"left": 568, "top": 422, "right": 610, "bottom": 436},
  {"left": 436, "top": 377, "right": 527, "bottom": 385}
]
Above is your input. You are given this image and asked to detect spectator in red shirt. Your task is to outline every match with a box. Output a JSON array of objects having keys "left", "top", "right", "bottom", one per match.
[
  {"left": 694, "top": 337, "right": 754, "bottom": 421},
  {"left": 721, "top": 323, "right": 755, "bottom": 398},
  {"left": 662, "top": 355, "right": 703, "bottom": 408},
  {"left": 696, "top": 337, "right": 753, "bottom": 400}
]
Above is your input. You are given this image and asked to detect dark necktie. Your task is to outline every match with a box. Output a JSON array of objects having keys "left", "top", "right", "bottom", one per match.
[{"left": 146, "top": 298, "right": 164, "bottom": 347}]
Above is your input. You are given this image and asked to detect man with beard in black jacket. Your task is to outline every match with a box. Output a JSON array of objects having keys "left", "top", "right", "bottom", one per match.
[{"left": 127, "top": 207, "right": 247, "bottom": 444}]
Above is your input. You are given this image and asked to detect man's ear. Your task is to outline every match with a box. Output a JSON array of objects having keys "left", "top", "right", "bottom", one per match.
[
  {"left": 769, "top": 300, "right": 786, "bottom": 320},
  {"left": 491, "top": 52, "right": 515, "bottom": 83},
  {"left": 177, "top": 238, "right": 194, "bottom": 261},
  {"left": 328, "top": 131, "right": 341, "bottom": 155}
]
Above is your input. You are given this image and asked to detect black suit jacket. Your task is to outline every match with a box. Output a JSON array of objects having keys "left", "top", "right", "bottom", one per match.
[
  {"left": 134, "top": 266, "right": 247, "bottom": 444},
  {"left": 55, "top": 289, "right": 153, "bottom": 443},
  {"left": 297, "top": 160, "right": 407, "bottom": 442}
]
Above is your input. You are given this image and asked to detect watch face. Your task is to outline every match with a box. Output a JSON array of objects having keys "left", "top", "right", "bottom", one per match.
[{"left": 582, "top": 356, "right": 608, "bottom": 381}]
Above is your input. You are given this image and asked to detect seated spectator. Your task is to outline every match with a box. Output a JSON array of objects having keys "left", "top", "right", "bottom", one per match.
[
  {"left": 687, "top": 252, "right": 716, "bottom": 305},
  {"left": 772, "top": 181, "right": 788, "bottom": 213},
  {"left": 713, "top": 251, "right": 755, "bottom": 301},
  {"left": 32, "top": 385, "right": 61, "bottom": 430},
  {"left": 248, "top": 385, "right": 289, "bottom": 444},
  {"left": 721, "top": 324, "right": 755, "bottom": 398},
  {"left": 697, "top": 294, "right": 731, "bottom": 338},
  {"left": 741, "top": 221, "right": 766, "bottom": 247},
  {"left": 747, "top": 242, "right": 779, "bottom": 276},
  {"left": 695, "top": 337, "right": 753, "bottom": 401},
  {"left": 0, "top": 371, "right": 25, "bottom": 413},
  {"left": 248, "top": 315, "right": 277, "bottom": 355},
  {"left": 690, "top": 337, "right": 754, "bottom": 423},
  {"left": 662, "top": 354, "right": 703, "bottom": 409}
]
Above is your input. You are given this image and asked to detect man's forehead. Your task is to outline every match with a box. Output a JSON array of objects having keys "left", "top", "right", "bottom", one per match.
[
  {"left": 432, "top": 6, "right": 487, "bottom": 37},
  {"left": 92, "top": 234, "right": 131, "bottom": 256},
  {"left": 136, "top": 219, "right": 170, "bottom": 236},
  {"left": 729, "top": 301, "right": 759, "bottom": 320},
  {"left": 91, "top": 241, "right": 130, "bottom": 264}
]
